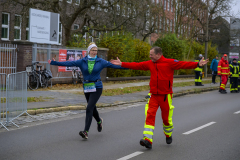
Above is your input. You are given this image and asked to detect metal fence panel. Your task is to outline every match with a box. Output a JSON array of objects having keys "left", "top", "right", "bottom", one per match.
[
  {"left": 6, "top": 71, "right": 28, "bottom": 128},
  {"left": 0, "top": 43, "right": 17, "bottom": 74},
  {"left": 0, "top": 73, "right": 8, "bottom": 130}
]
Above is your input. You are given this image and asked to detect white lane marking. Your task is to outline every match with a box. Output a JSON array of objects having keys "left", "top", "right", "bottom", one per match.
[
  {"left": 117, "top": 151, "right": 144, "bottom": 160},
  {"left": 183, "top": 122, "right": 216, "bottom": 135},
  {"left": 234, "top": 110, "right": 240, "bottom": 114}
]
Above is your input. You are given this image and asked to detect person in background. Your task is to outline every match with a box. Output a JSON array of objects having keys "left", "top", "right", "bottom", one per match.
[
  {"left": 48, "top": 42, "right": 125, "bottom": 139},
  {"left": 218, "top": 54, "right": 230, "bottom": 94},
  {"left": 194, "top": 54, "right": 204, "bottom": 86},
  {"left": 238, "top": 60, "right": 240, "bottom": 91},
  {"left": 210, "top": 55, "right": 219, "bottom": 84},
  {"left": 229, "top": 58, "right": 239, "bottom": 93}
]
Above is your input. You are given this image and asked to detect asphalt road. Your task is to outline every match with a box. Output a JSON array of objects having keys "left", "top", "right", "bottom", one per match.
[{"left": 0, "top": 90, "right": 240, "bottom": 160}]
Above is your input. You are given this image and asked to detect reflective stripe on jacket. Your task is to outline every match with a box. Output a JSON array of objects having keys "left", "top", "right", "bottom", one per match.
[
  {"left": 217, "top": 57, "right": 230, "bottom": 75},
  {"left": 229, "top": 63, "right": 239, "bottom": 77},
  {"left": 194, "top": 58, "right": 203, "bottom": 71}
]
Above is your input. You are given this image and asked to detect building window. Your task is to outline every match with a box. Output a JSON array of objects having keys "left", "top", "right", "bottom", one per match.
[
  {"left": 104, "top": 0, "right": 108, "bottom": 12},
  {"left": 164, "top": 0, "right": 166, "bottom": 10},
  {"left": 170, "top": 19, "right": 172, "bottom": 32},
  {"left": 59, "top": 22, "right": 62, "bottom": 44},
  {"left": 159, "top": 18, "right": 162, "bottom": 31},
  {"left": 116, "top": 4, "right": 120, "bottom": 15},
  {"left": 163, "top": 18, "right": 165, "bottom": 31},
  {"left": 26, "top": 17, "right": 29, "bottom": 40},
  {"left": 2, "top": 13, "right": 10, "bottom": 40},
  {"left": 146, "top": 21, "right": 149, "bottom": 31},
  {"left": 171, "top": 0, "right": 173, "bottom": 12},
  {"left": 133, "top": 8, "right": 136, "bottom": 18},
  {"left": 127, "top": 7, "right": 131, "bottom": 17},
  {"left": 122, "top": 6, "right": 126, "bottom": 17},
  {"left": 97, "top": 0, "right": 102, "bottom": 11},
  {"left": 74, "top": 24, "right": 79, "bottom": 30},
  {"left": 76, "top": 0, "right": 80, "bottom": 5},
  {"left": 146, "top": 5, "right": 150, "bottom": 17},
  {"left": 14, "top": 15, "right": 21, "bottom": 40},
  {"left": 167, "top": 0, "right": 170, "bottom": 11},
  {"left": 167, "top": 19, "right": 169, "bottom": 31},
  {"left": 83, "top": 26, "right": 87, "bottom": 41}
]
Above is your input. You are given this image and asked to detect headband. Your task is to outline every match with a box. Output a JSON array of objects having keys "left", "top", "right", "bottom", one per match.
[{"left": 87, "top": 44, "right": 98, "bottom": 54}]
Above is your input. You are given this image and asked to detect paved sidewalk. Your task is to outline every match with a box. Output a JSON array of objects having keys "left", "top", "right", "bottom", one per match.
[{"left": 27, "top": 78, "right": 221, "bottom": 109}]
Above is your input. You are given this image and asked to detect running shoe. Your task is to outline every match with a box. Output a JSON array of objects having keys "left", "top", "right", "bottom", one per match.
[
  {"left": 140, "top": 139, "right": 152, "bottom": 149},
  {"left": 166, "top": 136, "right": 172, "bottom": 144},
  {"left": 79, "top": 131, "right": 88, "bottom": 139},
  {"left": 97, "top": 118, "right": 103, "bottom": 132}
]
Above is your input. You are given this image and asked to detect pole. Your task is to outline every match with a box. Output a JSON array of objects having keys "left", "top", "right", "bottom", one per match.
[
  {"left": 204, "top": 0, "right": 209, "bottom": 78},
  {"left": 47, "top": 44, "right": 51, "bottom": 70}
]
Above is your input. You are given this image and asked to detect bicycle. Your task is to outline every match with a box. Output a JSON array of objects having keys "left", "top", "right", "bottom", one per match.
[
  {"left": 72, "top": 67, "right": 83, "bottom": 85},
  {"left": 26, "top": 62, "right": 52, "bottom": 90}
]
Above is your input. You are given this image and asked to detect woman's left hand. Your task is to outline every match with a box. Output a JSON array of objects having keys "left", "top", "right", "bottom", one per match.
[{"left": 48, "top": 58, "right": 55, "bottom": 64}]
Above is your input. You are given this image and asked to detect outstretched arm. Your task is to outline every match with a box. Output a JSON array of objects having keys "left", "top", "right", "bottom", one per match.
[
  {"left": 103, "top": 58, "right": 126, "bottom": 69},
  {"left": 48, "top": 58, "right": 79, "bottom": 67},
  {"left": 110, "top": 57, "right": 149, "bottom": 70},
  {"left": 171, "top": 57, "right": 209, "bottom": 70}
]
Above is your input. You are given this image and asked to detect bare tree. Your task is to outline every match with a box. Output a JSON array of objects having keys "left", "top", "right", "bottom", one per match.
[{"left": 1, "top": 0, "right": 154, "bottom": 45}]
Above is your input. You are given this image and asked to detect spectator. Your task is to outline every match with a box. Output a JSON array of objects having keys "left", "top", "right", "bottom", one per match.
[{"left": 210, "top": 55, "right": 219, "bottom": 84}]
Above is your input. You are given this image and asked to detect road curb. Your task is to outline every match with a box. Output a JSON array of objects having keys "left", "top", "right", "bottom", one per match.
[{"left": 9, "top": 85, "right": 227, "bottom": 117}]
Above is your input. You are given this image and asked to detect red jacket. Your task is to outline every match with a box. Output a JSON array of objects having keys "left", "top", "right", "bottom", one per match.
[
  {"left": 217, "top": 57, "right": 230, "bottom": 76},
  {"left": 121, "top": 56, "right": 198, "bottom": 94}
]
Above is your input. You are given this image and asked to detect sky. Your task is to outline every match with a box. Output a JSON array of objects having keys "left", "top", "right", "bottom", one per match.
[{"left": 231, "top": 0, "right": 240, "bottom": 18}]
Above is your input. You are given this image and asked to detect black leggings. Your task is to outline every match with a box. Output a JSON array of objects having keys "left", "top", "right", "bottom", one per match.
[{"left": 84, "top": 88, "right": 102, "bottom": 132}]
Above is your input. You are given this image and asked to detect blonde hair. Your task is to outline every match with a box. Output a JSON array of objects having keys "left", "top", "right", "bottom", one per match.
[{"left": 88, "top": 42, "right": 96, "bottom": 47}]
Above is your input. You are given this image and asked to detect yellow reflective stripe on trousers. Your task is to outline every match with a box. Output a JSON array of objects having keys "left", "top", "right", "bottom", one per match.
[
  {"left": 163, "top": 94, "right": 174, "bottom": 137},
  {"left": 143, "top": 96, "right": 154, "bottom": 142},
  {"left": 195, "top": 68, "right": 202, "bottom": 71},
  {"left": 220, "top": 84, "right": 225, "bottom": 89},
  {"left": 221, "top": 67, "right": 229, "bottom": 69},
  {"left": 221, "top": 73, "right": 229, "bottom": 75}
]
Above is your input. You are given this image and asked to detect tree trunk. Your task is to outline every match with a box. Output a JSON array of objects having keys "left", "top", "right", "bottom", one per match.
[
  {"left": 187, "top": 39, "right": 193, "bottom": 59},
  {"left": 64, "top": 28, "right": 71, "bottom": 46}
]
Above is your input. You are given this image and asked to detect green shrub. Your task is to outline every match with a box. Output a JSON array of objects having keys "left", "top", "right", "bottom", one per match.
[
  {"left": 98, "top": 32, "right": 151, "bottom": 77},
  {"left": 153, "top": 34, "right": 186, "bottom": 60}
]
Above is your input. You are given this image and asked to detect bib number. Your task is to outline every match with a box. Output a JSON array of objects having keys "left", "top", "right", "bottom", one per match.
[{"left": 84, "top": 83, "right": 96, "bottom": 93}]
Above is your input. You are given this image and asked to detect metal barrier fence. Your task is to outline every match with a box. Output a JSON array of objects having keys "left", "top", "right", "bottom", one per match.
[
  {"left": 0, "top": 71, "right": 31, "bottom": 131},
  {"left": 0, "top": 43, "right": 17, "bottom": 74},
  {"left": 0, "top": 73, "right": 8, "bottom": 130}
]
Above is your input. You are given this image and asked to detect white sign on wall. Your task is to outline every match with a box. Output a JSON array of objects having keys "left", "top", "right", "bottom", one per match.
[
  {"left": 229, "top": 52, "right": 239, "bottom": 56},
  {"left": 29, "top": 8, "right": 60, "bottom": 44}
]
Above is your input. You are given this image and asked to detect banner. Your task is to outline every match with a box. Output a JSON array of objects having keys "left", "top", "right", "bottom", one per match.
[{"left": 58, "top": 49, "right": 86, "bottom": 72}]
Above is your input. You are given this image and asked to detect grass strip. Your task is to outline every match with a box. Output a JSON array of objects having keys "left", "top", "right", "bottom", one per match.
[{"left": 0, "top": 96, "right": 53, "bottom": 103}]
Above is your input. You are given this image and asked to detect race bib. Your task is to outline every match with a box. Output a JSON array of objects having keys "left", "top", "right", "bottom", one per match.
[{"left": 83, "top": 83, "right": 96, "bottom": 93}]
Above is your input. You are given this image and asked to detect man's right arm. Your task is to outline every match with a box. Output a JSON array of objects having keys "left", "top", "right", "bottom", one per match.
[{"left": 121, "top": 61, "right": 150, "bottom": 70}]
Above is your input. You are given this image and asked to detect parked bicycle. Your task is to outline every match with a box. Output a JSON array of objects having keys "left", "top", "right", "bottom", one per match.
[
  {"left": 72, "top": 67, "right": 83, "bottom": 85},
  {"left": 26, "top": 62, "right": 52, "bottom": 90}
]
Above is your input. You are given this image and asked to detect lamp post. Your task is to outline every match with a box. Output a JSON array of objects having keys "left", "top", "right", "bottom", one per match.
[{"left": 204, "top": 0, "right": 209, "bottom": 78}]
